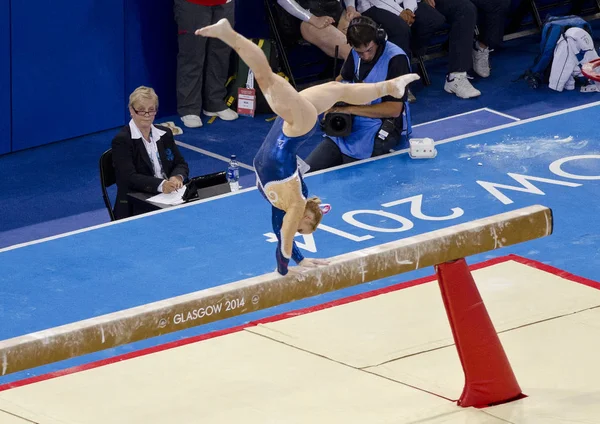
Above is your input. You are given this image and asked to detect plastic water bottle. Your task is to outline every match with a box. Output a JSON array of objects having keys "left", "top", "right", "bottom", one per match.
[{"left": 227, "top": 154, "right": 240, "bottom": 191}]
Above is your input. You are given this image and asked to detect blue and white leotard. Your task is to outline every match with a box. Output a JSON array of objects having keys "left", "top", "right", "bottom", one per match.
[{"left": 254, "top": 116, "right": 318, "bottom": 275}]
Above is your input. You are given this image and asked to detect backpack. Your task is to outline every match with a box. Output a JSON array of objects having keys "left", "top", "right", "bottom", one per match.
[
  {"left": 522, "top": 15, "right": 592, "bottom": 88},
  {"left": 225, "top": 38, "right": 287, "bottom": 115}
]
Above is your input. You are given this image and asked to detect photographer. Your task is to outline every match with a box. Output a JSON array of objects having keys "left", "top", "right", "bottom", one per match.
[{"left": 305, "top": 16, "right": 413, "bottom": 172}]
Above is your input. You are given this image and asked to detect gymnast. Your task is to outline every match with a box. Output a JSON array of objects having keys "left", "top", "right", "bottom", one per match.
[{"left": 196, "top": 19, "right": 419, "bottom": 275}]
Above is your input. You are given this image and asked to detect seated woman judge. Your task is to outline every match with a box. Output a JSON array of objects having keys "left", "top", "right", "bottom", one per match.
[{"left": 112, "top": 86, "right": 190, "bottom": 220}]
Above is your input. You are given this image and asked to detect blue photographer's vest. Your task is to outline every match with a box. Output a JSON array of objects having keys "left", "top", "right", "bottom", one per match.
[{"left": 331, "top": 41, "right": 411, "bottom": 159}]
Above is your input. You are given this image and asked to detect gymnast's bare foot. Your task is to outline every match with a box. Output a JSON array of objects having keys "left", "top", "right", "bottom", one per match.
[{"left": 195, "top": 18, "right": 232, "bottom": 38}]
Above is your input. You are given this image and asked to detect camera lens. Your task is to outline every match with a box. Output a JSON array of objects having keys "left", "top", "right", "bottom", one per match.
[{"left": 331, "top": 116, "right": 347, "bottom": 132}]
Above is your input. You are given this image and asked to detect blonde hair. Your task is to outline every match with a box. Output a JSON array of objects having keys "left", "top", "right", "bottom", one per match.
[
  {"left": 304, "top": 196, "right": 324, "bottom": 232},
  {"left": 129, "top": 86, "right": 159, "bottom": 109}
]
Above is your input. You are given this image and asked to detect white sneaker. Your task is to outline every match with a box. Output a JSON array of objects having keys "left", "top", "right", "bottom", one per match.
[
  {"left": 473, "top": 42, "right": 492, "bottom": 78},
  {"left": 181, "top": 115, "right": 203, "bottom": 128},
  {"left": 203, "top": 108, "right": 239, "bottom": 121},
  {"left": 444, "top": 72, "right": 481, "bottom": 99}
]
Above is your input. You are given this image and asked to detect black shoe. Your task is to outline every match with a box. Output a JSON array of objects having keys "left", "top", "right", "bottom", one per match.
[{"left": 407, "top": 88, "right": 416, "bottom": 103}]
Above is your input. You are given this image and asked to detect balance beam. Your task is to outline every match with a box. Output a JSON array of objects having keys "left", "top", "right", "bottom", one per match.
[{"left": 0, "top": 204, "right": 553, "bottom": 376}]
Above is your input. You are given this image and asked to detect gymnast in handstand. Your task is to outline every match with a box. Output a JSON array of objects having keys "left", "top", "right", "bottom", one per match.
[{"left": 196, "top": 19, "right": 419, "bottom": 275}]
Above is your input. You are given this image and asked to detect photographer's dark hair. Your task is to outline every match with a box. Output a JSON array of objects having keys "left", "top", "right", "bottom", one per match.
[{"left": 346, "top": 16, "right": 378, "bottom": 48}]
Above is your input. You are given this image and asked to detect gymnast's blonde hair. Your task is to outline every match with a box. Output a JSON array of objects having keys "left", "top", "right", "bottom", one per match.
[{"left": 304, "top": 196, "right": 324, "bottom": 232}]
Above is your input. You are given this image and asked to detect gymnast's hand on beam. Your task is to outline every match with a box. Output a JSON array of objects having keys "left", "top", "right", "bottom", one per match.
[
  {"left": 285, "top": 258, "right": 329, "bottom": 275},
  {"left": 299, "top": 258, "right": 330, "bottom": 267}
]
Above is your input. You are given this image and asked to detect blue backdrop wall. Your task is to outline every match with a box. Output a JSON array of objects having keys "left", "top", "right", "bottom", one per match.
[
  {"left": 124, "top": 0, "right": 178, "bottom": 123},
  {"left": 2, "top": 0, "right": 266, "bottom": 154},
  {"left": 235, "top": 0, "right": 269, "bottom": 39},
  {"left": 0, "top": 0, "right": 10, "bottom": 155},
  {"left": 11, "top": 0, "right": 125, "bottom": 151}
]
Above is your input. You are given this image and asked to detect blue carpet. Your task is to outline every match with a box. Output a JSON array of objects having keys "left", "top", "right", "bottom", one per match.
[{"left": 1, "top": 23, "right": 599, "bottom": 248}]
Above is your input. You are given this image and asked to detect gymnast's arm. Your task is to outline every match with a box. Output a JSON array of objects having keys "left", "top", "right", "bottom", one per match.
[
  {"left": 269, "top": 177, "right": 307, "bottom": 275},
  {"left": 272, "top": 205, "right": 305, "bottom": 275}
]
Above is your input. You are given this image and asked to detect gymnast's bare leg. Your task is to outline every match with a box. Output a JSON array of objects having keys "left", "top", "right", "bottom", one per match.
[
  {"left": 195, "top": 19, "right": 420, "bottom": 133},
  {"left": 195, "top": 20, "right": 419, "bottom": 275}
]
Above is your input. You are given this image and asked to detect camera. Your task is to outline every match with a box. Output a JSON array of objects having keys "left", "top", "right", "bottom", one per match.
[{"left": 321, "top": 102, "right": 353, "bottom": 137}]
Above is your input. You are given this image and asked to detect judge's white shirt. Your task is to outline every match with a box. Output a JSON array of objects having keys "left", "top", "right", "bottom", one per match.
[{"left": 129, "top": 120, "right": 168, "bottom": 192}]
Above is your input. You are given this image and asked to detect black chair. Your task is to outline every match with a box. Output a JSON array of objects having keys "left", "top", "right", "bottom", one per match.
[
  {"left": 99, "top": 148, "right": 116, "bottom": 221},
  {"left": 264, "top": 0, "right": 341, "bottom": 88}
]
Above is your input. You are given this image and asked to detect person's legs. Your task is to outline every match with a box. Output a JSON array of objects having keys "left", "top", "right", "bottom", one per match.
[
  {"left": 298, "top": 74, "right": 419, "bottom": 115},
  {"left": 372, "top": 130, "right": 400, "bottom": 157},
  {"left": 202, "top": 2, "right": 236, "bottom": 114},
  {"left": 304, "top": 137, "right": 345, "bottom": 172},
  {"left": 435, "top": 0, "right": 477, "bottom": 74},
  {"left": 411, "top": 2, "right": 446, "bottom": 57},
  {"left": 197, "top": 19, "right": 319, "bottom": 137},
  {"left": 434, "top": 0, "right": 480, "bottom": 98},
  {"left": 363, "top": 7, "right": 412, "bottom": 57},
  {"left": 468, "top": 0, "right": 509, "bottom": 78},
  {"left": 174, "top": 0, "right": 211, "bottom": 119},
  {"left": 470, "top": 0, "right": 510, "bottom": 49},
  {"left": 300, "top": 22, "right": 351, "bottom": 59}
]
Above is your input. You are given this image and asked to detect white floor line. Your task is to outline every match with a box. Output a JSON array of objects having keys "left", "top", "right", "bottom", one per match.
[
  {"left": 304, "top": 100, "right": 600, "bottom": 176},
  {"left": 412, "top": 108, "right": 487, "bottom": 128},
  {"left": 3, "top": 100, "right": 600, "bottom": 253},
  {"left": 432, "top": 100, "right": 600, "bottom": 147},
  {"left": 175, "top": 141, "right": 255, "bottom": 171},
  {"left": 0, "top": 185, "right": 248, "bottom": 254},
  {"left": 483, "top": 107, "right": 521, "bottom": 121}
]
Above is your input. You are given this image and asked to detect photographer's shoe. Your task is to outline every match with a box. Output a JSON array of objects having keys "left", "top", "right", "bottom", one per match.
[{"left": 444, "top": 72, "right": 481, "bottom": 99}]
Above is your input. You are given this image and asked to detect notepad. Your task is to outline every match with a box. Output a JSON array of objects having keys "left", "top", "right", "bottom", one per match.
[{"left": 146, "top": 187, "right": 187, "bottom": 206}]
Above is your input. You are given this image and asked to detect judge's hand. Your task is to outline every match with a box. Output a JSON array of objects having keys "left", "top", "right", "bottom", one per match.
[
  {"left": 168, "top": 176, "right": 184, "bottom": 190},
  {"left": 163, "top": 180, "right": 178, "bottom": 194}
]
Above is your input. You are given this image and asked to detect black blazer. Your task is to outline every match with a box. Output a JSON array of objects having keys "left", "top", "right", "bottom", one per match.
[{"left": 111, "top": 124, "right": 190, "bottom": 220}]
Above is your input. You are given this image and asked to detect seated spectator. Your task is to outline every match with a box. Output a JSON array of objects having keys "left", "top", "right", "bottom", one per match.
[
  {"left": 469, "top": 0, "right": 511, "bottom": 78},
  {"left": 174, "top": 0, "right": 238, "bottom": 128},
  {"left": 112, "top": 86, "right": 190, "bottom": 220},
  {"left": 410, "top": 0, "right": 509, "bottom": 99},
  {"left": 351, "top": 0, "right": 413, "bottom": 59},
  {"left": 275, "top": 0, "right": 359, "bottom": 59},
  {"left": 408, "top": 0, "right": 477, "bottom": 98},
  {"left": 352, "top": 0, "right": 418, "bottom": 101},
  {"left": 305, "top": 16, "right": 414, "bottom": 171}
]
